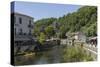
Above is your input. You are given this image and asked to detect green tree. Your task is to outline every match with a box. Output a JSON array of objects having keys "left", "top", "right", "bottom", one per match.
[
  {"left": 33, "top": 6, "right": 97, "bottom": 37},
  {"left": 45, "top": 26, "right": 55, "bottom": 38},
  {"left": 59, "top": 26, "right": 67, "bottom": 38},
  {"left": 38, "top": 32, "right": 46, "bottom": 45},
  {"left": 33, "top": 27, "right": 40, "bottom": 37}
]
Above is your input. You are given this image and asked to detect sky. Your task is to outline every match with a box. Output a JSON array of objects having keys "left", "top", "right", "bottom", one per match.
[{"left": 12, "top": 1, "right": 83, "bottom": 21}]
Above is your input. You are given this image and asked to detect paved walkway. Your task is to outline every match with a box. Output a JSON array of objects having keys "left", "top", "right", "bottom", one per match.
[{"left": 83, "top": 44, "right": 97, "bottom": 54}]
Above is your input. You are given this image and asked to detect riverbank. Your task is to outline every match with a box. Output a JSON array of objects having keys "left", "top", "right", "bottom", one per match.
[{"left": 14, "top": 44, "right": 95, "bottom": 66}]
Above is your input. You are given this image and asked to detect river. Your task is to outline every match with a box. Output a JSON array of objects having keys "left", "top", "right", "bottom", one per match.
[
  {"left": 14, "top": 44, "right": 95, "bottom": 66},
  {"left": 15, "top": 45, "right": 66, "bottom": 65}
]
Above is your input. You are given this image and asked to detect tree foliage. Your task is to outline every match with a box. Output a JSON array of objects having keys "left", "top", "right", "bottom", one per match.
[
  {"left": 33, "top": 6, "right": 97, "bottom": 38},
  {"left": 56, "top": 6, "right": 97, "bottom": 37},
  {"left": 38, "top": 32, "right": 46, "bottom": 44},
  {"left": 45, "top": 26, "right": 55, "bottom": 38}
]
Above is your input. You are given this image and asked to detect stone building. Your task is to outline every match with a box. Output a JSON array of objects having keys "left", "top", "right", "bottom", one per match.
[{"left": 11, "top": 13, "right": 34, "bottom": 53}]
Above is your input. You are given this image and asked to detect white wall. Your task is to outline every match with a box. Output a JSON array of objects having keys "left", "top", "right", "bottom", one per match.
[{"left": 14, "top": 13, "right": 34, "bottom": 35}]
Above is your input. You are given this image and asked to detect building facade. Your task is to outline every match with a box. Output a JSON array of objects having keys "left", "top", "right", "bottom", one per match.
[
  {"left": 66, "top": 32, "right": 87, "bottom": 44},
  {"left": 74, "top": 32, "right": 86, "bottom": 43},
  {"left": 14, "top": 13, "right": 34, "bottom": 36},
  {"left": 12, "top": 13, "right": 34, "bottom": 54}
]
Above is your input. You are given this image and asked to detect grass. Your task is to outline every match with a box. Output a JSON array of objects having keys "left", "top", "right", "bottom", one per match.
[{"left": 62, "top": 44, "right": 94, "bottom": 62}]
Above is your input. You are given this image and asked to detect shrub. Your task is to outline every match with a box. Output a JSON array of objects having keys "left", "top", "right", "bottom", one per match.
[{"left": 63, "top": 45, "right": 93, "bottom": 62}]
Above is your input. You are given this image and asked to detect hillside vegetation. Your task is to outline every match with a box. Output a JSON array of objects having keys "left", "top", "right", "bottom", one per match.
[{"left": 33, "top": 6, "right": 97, "bottom": 39}]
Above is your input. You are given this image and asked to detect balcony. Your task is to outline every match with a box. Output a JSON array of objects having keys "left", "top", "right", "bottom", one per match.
[
  {"left": 14, "top": 23, "right": 19, "bottom": 26},
  {"left": 28, "top": 24, "right": 33, "bottom": 28}
]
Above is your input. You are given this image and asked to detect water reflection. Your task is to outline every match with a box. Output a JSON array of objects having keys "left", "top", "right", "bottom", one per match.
[
  {"left": 15, "top": 44, "right": 94, "bottom": 65},
  {"left": 15, "top": 45, "right": 65, "bottom": 65}
]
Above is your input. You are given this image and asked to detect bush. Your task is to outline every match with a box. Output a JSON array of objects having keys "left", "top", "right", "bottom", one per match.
[
  {"left": 38, "top": 32, "right": 46, "bottom": 45},
  {"left": 63, "top": 45, "right": 93, "bottom": 62}
]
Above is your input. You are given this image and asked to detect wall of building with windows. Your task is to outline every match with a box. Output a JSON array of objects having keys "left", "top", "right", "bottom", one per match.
[{"left": 14, "top": 13, "right": 34, "bottom": 36}]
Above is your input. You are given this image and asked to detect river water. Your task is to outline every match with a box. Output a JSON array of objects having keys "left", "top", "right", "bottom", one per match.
[
  {"left": 14, "top": 44, "right": 95, "bottom": 65},
  {"left": 15, "top": 45, "right": 66, "bottom": 65}
]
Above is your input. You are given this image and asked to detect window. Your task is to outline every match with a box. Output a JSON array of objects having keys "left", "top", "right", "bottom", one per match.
[
  {"left": 28, "top": 20, "right": 32, "bottom": 28},
  {"left": 29, "top": 20, "right": 31, "bottom": 25},
  {"left": 14, "top": 16, "right": 16, "bottom": 24},
  {"left": 19, "top": 28, "right": 23, "bottom": 35},
  {"left": 20, "top": 28, "right": 22, "bottom": 33},
  {"left": 14, "top": 28, "right": 16, "bottom": 35},
  {"left": 19, "top": 17, "right": 22, "bottom": 24},
  {"left": 29, "top": 29, "right": 31, "bottom": 35}
]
